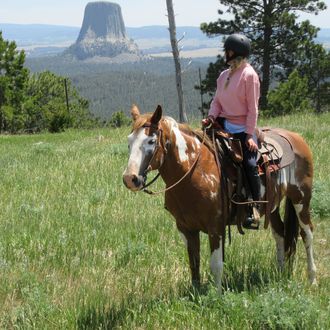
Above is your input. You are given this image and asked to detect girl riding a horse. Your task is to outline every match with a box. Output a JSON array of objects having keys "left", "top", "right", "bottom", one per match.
[{"left": 202, "top": 33, "right": 261, "bottom": 229}]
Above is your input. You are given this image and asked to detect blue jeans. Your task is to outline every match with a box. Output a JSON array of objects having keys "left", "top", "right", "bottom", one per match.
[{"left": 233, "top": 132, "right": 260, "bottom": 201}]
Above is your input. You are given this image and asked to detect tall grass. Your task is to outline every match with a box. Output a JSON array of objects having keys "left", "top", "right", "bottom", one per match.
[{"left": 0, "top": 112, "right": 329, "bottom": 329}]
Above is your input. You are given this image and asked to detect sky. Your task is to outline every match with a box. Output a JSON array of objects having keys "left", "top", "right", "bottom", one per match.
[{"left": 0, "top": 0, "right": 329, "bottom": 28}]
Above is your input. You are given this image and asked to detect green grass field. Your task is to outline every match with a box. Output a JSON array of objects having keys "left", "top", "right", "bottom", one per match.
[{"left": 0, "top": 112, "right": 329, "bottom": 329}]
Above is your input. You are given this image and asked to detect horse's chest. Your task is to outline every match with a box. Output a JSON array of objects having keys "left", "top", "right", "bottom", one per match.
[{"left": 165, "top": 189, "right": 215, "bottom": 231}]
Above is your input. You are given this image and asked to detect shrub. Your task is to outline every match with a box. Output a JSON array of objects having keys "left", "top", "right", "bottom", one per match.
[
  {"left": 311, "top": 179, "right": 330, "bottom": 218},
  {"left": 266, "top": 70, "right": 313, "bottom": 117},
  {"left": 108, "top": 111, "right": 131, "bottom": 128}
]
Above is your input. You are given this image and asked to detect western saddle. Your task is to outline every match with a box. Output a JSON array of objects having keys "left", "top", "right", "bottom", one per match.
[{"left": 208, "top": 125, "right": 295, "bottom": 232}]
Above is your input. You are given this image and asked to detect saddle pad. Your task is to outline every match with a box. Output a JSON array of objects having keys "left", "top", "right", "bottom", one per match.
[
  {"left": 263, "top": 132, "right": 295, "bottom": 169},
  {"left": 259, "top": 136, "right": 283, "bottom": 160}
]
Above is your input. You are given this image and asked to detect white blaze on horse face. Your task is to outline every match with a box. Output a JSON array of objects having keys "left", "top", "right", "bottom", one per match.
[{"left": 125, "top": 128, "right": 157, "bottom": 175}]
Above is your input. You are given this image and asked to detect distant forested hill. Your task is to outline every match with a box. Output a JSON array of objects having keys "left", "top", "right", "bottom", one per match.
[{"left": 26, "top": 56, "right": 212, "bottom": 121}]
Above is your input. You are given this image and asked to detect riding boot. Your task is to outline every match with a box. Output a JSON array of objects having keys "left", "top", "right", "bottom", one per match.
[
  {"left": 250, "top": 166, "right": 261, "bottom": 222},
  {"left": 248, "top": 166, "right": 261, "bottom": 203},
  {"left": 243, "top": 166, "right": 261, "bottom": 229}
]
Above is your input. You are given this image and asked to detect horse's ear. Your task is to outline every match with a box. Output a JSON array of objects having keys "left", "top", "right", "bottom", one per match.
[
  {"left": 151, "top": 105, "right": 162, "bottom": 125},
  {"left": 131, "top": 104, "right": 140, "bottom": 121}
]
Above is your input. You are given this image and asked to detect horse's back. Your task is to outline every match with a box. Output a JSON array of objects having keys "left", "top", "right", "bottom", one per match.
[
  {"left": 265, "top": 128, "right": 313, "bottom": 205},
  {"left": 262, "top": 127, "right": 313, "bottom": 170},
  {"left": 271, "top": 128, "right": 312, "bottom": 156}
]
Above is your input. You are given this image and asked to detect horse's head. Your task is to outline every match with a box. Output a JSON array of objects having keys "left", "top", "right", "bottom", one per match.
[{"left": 123, "top": 104, "right": 166, "bottom": 191}]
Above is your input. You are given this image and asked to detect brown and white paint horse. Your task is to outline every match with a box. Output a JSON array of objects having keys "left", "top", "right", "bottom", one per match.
[{"left": 123, "top": 105, "right": 316, "bottom": 292}]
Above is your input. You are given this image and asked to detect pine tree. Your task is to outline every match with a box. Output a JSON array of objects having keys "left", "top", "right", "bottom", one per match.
[
  {"left": 200, "top": 0, "right": 327, "bottom": 109},
  {"left": 0, "top": 32, "right": 96, "bottom": 133},
  {"left": 25, "top": 71, "right": 94, "bottom": 132},
  {"left": 267, "top": 69, "right": 312, "bottom": 116},
  {"left": 0, "top": 31, "right": 29, "bottom": 132},
  {"left": 297, "top": 43, "right": 330, "bottom": 112},
  {"left": 195, "top": 55, "right": 226, "bottom": 115}
]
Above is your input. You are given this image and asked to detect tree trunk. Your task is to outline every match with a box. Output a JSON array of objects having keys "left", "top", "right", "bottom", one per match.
[
  {"left": 260, "top": 1, "right": 273, "bottom": 110},
  {"left": 260, "top": 30, "right": 271, "bottom": 110},
  {"left": 0, "top": 85, "right": 3, "bottom": 133},
  {"left": 198, "top": 68, "right": 205, "bottom": 118},
  {"left": 166, "top": 0, "right": 188, "bottom": 123},
  {"left": 315, "top": 60, "right": 321, "bottom": 113}
]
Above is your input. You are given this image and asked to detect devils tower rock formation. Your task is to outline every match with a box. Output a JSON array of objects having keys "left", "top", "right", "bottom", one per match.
[{"left": 67, "top": 1, "right": 139, "bottom": 61}]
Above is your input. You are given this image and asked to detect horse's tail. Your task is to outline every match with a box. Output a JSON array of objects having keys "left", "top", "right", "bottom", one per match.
[{"left": 284, "top": 197, "right": 299, "bottom": 258}]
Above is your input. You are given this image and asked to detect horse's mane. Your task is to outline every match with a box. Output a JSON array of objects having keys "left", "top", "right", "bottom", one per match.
[
  {"left": 177, "top": 122, "right": 214, "bottom": 151},
  {"left": 132, "top": 113, "right": 151, "bottom": 131},
  {"left": 131, "top": 114, "right": 214, "bottom": 151}
]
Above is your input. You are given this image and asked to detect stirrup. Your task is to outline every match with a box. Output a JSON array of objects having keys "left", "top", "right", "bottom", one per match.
[{"left": 243, "top": 204, "right": 260, "bottom": 230}]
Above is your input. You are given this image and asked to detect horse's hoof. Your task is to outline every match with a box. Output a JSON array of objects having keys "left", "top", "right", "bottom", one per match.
[
  {"left": 311, "top": 280, "right": 318, "bottom": 286},
  {"left": 192, "top": 280, "right": 201, "bottom": 289},
  {"left": 243, "top": 217, "right": 259, "bottom": 230}
]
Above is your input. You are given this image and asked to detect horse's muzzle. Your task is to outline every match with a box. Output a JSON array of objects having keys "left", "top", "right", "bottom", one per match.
[{"left": 123, "top": 174, "right": 145, "bottom": 191}]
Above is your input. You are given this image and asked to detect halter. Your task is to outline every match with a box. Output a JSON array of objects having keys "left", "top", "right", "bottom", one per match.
[
  {"left": 138, "top": 122, "right": 166, "bottom": 191},
  {"left": 140, "top": 122, "right": 167, "bottom": 172}
]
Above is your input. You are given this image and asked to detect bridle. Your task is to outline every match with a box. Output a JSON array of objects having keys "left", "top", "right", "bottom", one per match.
[
  {"left": 138, "top": 122, "right": 166, "bottom": 193},
  {"left": 139, "top": 123, "right": 206, "bottom": 195}
]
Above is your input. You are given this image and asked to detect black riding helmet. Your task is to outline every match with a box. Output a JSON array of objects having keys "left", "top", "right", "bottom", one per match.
[{"left": 224, "top": 33, "right": 251, "bottom": 60}]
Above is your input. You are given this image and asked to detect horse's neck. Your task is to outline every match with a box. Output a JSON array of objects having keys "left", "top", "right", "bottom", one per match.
[{"left": 159, "top": 123, "right": 206, "bottom": 184}]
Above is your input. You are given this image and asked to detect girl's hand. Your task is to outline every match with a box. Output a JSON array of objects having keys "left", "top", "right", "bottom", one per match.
[
  {"left": 201, "top": 115, "right": 215, "bottom": 128},
  {"left": 245, "top": 134, "right": 258, "bottom": 152}
]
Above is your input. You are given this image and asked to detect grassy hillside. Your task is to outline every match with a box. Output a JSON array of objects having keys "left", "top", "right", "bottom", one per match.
[{"left": 0, "top": 112, "right": 329, "bottom": 328}]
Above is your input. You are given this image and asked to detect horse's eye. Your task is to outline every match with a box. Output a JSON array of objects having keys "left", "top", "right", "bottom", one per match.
[{"left": 148, "top": 140, "right": 155, "bottom": 145}]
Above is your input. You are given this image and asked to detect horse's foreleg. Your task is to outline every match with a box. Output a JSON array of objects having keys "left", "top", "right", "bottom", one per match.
[
  {"left": 294, "top": 203, "right": 317, "bottom": 285},
  {"left": 208, "top": 233, "right": 223, "bottom": 294},
  {"left": 179, "top": 229, "right": 200, "bottom": 287},
  {"left": 269, "top": 207, "right": 285, "bottom": 270}
]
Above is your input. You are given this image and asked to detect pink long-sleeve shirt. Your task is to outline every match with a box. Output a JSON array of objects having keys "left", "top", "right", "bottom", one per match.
[{"left": 209, "top": 62, "right": 260, "bottom": 135}]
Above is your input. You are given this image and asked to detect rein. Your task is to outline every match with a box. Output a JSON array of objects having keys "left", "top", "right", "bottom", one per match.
[
  {"left": 141, "top": 128, "right": 207, "bottom": 195},
  {"left": 141, "top": 172, "right": 161, "bottom": 192},
  {"left": 211, "top": 129, "right": 232, "bottom": 243},
  {"left": 230, "top": 196, "right": 268, "bottom": 205}
]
